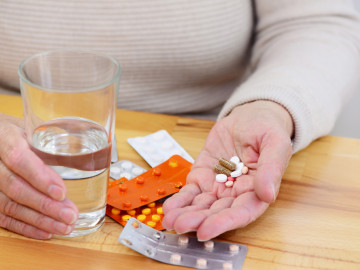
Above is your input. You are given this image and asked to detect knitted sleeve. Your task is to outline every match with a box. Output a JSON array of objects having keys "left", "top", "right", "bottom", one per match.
[{"left": 219, "top": 0, "right": 360, "bottom": 152}]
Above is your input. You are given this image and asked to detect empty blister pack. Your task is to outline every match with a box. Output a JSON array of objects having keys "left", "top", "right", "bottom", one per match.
[
  {"left": 110, "top": 160, "right": 147, "bottom": 180},
  {"left": 127, "top": 130, "right": 194, "bottom": 167},
  {"left": 119, "top": 217, "right": 248, "bottom": 270}
]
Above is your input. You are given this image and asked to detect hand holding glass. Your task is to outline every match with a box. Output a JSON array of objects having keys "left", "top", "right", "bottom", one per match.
[{"left": 18, "top": 50, "right": 120, "bottom": 237}]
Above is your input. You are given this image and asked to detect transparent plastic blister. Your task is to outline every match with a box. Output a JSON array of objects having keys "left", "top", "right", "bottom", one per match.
[
  {"left": 110, "top": 160, "right": 146, "bottom": 180},
  {"left": 127, "top": 130, "right": 194, "bottom": 167},
  {"left": 119, "top": 217, "right": 248, "bottom": 270}
]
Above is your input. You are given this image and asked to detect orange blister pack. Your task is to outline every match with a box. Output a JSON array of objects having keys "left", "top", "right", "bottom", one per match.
[
  {"left": 106, "top": 201, "right": 165, "bottom": 230},
  {"left": 107, "top": 155, "right": 192, "bottom": 211}
]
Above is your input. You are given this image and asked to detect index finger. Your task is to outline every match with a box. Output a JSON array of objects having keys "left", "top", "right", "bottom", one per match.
[{"left": 0, "top": 123, "right": 66, "bottom": 201}]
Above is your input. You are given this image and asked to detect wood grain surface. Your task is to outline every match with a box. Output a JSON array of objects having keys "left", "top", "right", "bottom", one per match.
[{"left": 0, "top": 95, "right": 359, "bottom": 270}]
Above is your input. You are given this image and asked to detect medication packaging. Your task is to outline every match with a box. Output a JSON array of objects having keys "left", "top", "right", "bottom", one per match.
[
  {"left": 119, "top": 217, "right": 248, "bottom": 270},
  {"left": 107, "top": 155, "right": 191, "bottom": 211},
  {"left": 127, "top": 130, "right": 194, "bottom": 167},
  {"left": 110, "top": 160, "right": 146, "bottom": 180}
]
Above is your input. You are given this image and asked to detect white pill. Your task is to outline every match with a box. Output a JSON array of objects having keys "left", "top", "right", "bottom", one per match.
[
  {"left": 151, "top": 154, "right": 164, "bottom": 163},
  {"left": 236, "top": 162, "right": 244, "bottom": 171},
  {"left": 230, "top": 156, "right": 240, "bottom": 164},
  {"left": 241, "top": 166, "right": 248, "bottom": 174},
  {"left": 204, "top": 240, "right": 214, "bottom": 251},
  {"left": 143, "top": 145, "right": 156, "bottom": 154},
  {"left": 178, "top": 235, "right": 189, "bottom": 245},
  {"left": 161, "top": 141, "right": 174, "bottom": 150},
  {"left": 223, "top": 262, "right": 233, "bottom": 270},
  {"left": 196, "top": 258, "right": 207, "bottom": 269},
  {"left": 132, "top": 167, "right": 144, "bottom": 175},
  {"left": 121, "top": 161, "right": 132, "bottom": 169},
  {"left": 230, "top": 170, "right": 242, "bottom": 178},
  {"left": 229, "top": 244, "right": 239, "bottom": 254},
  {"left": 152, "top": 132, "right": 165, "bottom": 141},
  {"left": 170, "top": 253, "right": 182, "bottom": 264},
  {"left": 215, "top": 174, "right": 227, "bottom": 183},
  {"left": 225, "top": 181, "right": 234, "bottom": 188},
  {"left": 120, "top": 172, "right": 132, "bottom": 179},
  {"left": 110, "top": 167, "right": 121, "bottom": 174}
]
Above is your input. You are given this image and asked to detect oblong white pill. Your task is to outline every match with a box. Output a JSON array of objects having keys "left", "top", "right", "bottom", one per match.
[
  {"left": 230, "top": 170, "right": 242, "bottom": 178},
  {"left": 121, "top": 161, "right": 132, "bottom": 169},
  {"left": 120, "top": 172, "right": 132, "bottom": 179},
  {"left": 230, "top": 156, "right": 240, "bottom": 164},
  {"left": 236, "top": 162, "right": 244, "bottom": 171},
  {"left": 110, "top": 167, "right": 121, "bottom": 174},
  {"left": 215, "top": 174, "right": 227, "bottom": 183}
]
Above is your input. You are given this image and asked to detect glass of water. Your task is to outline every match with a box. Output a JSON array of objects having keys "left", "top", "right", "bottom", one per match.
[{"left": 18, "top": 50, "right": 120, "bottom": 237}]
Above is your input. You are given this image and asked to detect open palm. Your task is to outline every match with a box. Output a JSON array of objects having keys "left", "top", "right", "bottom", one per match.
[{"left": 162, "top": 101, "right": 293, "bottom": 240}]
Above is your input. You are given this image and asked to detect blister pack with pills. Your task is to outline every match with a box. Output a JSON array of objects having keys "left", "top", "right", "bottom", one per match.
[
  {"left": 107, "top": 155, "right": 191, "bottom": 211},
  {"left": 127, "top": 130, "right": 194, "bottom": 167},
  {"left": 110, "top": 160, "right": 147, "bottom": 180},
  {"left": 119, "top": 217, "right": 248, "bottom": 270},
  {"left": 106, "top": 201, "right": 165, "bottom": 230}
]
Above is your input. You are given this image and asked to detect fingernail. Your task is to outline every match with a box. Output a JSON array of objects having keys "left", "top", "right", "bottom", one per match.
[
  {"left": 59, "top": 208, "right": 78, "bottom": 224},
  {"left": 271, "top": 184, "right": 276, "bottom": 202},
  {"left": 48, "top": 185, "right": 65, "bottom": 201},
  {"left": 39, "top": 232, "right": 53, "bottom": 240},
  {"left": 64, "top": 225, "right": 73, "bottom": 235},
  {"left": 55, "top": 223, "right": 73, "bottom": 235}
]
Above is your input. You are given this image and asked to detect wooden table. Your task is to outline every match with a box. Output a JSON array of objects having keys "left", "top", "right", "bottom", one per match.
[{"left": 0, "top": 94, "right": 359, "bottom": 270}]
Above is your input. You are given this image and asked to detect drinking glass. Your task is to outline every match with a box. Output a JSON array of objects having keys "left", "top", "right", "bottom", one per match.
[{"left": 18, "top": 50, "right": 120, "bottom": 237}]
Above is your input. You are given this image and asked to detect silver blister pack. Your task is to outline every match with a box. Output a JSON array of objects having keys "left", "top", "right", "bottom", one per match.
[
  {"left": 109, "top": 160, "right": 147, "bottom": 180},
  {"left": 119, "top": 217, "right": 248, "bottom": 270},
  {"left": 127, "top": 130, "right": 194, "bottom": 167}
]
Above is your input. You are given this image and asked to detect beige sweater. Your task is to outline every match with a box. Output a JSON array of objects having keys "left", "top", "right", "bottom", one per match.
[{"left": 0, "top": 0, "right": 360, "bottom": 152}]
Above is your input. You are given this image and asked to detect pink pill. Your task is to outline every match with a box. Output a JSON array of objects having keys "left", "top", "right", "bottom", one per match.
[{"left": 227, "top": 176, "right": 235, "bottom": 182}]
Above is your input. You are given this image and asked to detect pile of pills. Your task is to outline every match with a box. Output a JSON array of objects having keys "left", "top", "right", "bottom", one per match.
[
  {"left": 214, "top": 156, "right": 248, "bottom": 187},
  {"left": 119, "top": 217, "right": 248, "bottom": 270}
]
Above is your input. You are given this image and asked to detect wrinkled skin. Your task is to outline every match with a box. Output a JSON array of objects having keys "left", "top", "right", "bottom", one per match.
[
  {"left": 0, "top": 114, "right": 78, "bottom": 239},
  {"left": 0, "top": 100, "right": 293, "bottom": 240},
  {"left": 162, "top": 100, "right": 294, "bottom": 241}
]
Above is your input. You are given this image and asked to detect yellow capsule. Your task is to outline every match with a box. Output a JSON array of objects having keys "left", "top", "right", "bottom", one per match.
[
  {"left": 147, "top": 202, "right": 156, "bottom": 208},
  {"left": 142, "top": 208, "right": 151, "bottom": 215},
  {"left": 147, "top": 221, "right": 156, "bottom": 228},
  {"left": 127, "top": 210, "right": 136, "bottom": 216},
  {"left": 111, "top": 208, "right": 121, "bottom": 215},
  {"left": 137, "top": 214, "right": 146, "bottom": 222},
  {"left": 152, "top": 214, "right": 161, "bottom": 222},
  {"left": 122, "top": 215, "right": 131, "bottom": 222}
]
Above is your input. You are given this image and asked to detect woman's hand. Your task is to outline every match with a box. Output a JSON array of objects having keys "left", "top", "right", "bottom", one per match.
[
  {"left": 0, "top": 114, "right": 78, "bottom": 239},
  {"left": 162, "top": 100, "right": 294, "bottom": 240}
]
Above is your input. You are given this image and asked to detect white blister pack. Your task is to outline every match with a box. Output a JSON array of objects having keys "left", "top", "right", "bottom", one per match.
[
  {"left": 110, "top": 160, "right": 147, "bottom": 180},
  {"left": 119, "top": 217, "right": 248, "bottom": 270},
  {"left": 127, "top": 130, "right": 194, "bottom": 167}
]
